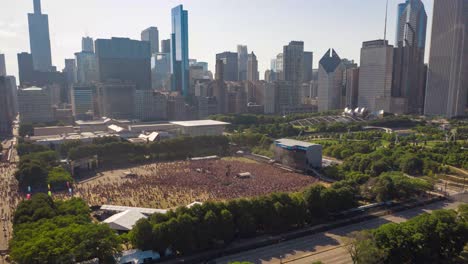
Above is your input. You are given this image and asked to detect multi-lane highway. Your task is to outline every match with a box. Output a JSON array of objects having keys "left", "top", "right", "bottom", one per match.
[{"left": 214, "top": 198, "right": 465, "bottom": 264}]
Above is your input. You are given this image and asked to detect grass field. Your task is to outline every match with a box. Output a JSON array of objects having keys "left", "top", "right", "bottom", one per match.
[{"left": 70, "top": 158, "right": 318, "bottom": 209}]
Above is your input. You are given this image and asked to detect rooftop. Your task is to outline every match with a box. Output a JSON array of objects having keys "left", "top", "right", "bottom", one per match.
[
  {"left": 103, "top": 210, "right": 147, "bottom": 231},
  {"left": 170, "top": 119, "right": 230, "bottom": 127},
  {"left": 21, "top": 87, "right": 43, "bottom": 91},
  {"left": 275, "top": 138, "right": 320, "bottom": 149}
]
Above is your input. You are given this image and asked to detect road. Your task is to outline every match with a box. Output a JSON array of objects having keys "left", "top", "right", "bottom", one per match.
[{"left": 214, "top": 198, "right": 464, "bottom": 264}]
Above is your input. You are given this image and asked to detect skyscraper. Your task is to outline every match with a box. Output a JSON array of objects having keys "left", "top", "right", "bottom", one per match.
[
  {"left": 0, "top": 54, "right": 6, "bottom": 76},
  {"left": 171, "top": 5, "right": 189, "bottom": 96},
  {"left": 247, "top": 52, "right": 259, "bottom": 82},
  {"left": 275, "top": 53, "right": 284, "bottom": 80},
  {"left": 302, "top": 52, "right": 313, "bottom": 82},
  {"left": 28, "top": 0, "right": 52, "bottom": 71},
  {"left": 82, "top": 37, "right": 94, "bottom": 53},
  {"left": 95, "top": 37, "right": 151, "bottom": 90},
  {"left": 141, "top": 27, "right": 160, "bottom": 54},
  {"left": 0, "top": 77, "right": 16, "bottom": 135},
  {"left": 393, "top": 0, "right": 427, "bottom": 114},
  {"left": 75, "top": 51, "right": 98, "bottom": 85},
  {"left": 216, "top": 52, "right": 238, "bottom": 81},
  {"left": 215, "top": 59, "right": 224, "bottom": 81},
  {"left": 358, "top": 40, "right": 394, "bottom": 112},
  {"left": 161, "top": 39, "right": 171, "bottom": 54},
  {"left": 283, "top": 41, "right": 304, "bottom": 83},
  {"left": 17, "top": 52, "right": 34, "bottom": 86},
  {"left": 425, "top": 0, "right": 468, "bottom": 118},
  {"left": 237, "top": 45, "right": 248, "bottom": 81},
  {"left": 317, "top": 49, "right": 344, "bottom": 111}
]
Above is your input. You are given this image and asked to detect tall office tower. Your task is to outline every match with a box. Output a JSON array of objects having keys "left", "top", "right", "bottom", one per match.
[
  {"left": 425, "top": 0, "right": 468, "bottom": 118},
  {"left": 0, "top": 77, "right": 16, "bottom": 135},
  {"left": 0, "top": 54, "right": 6, "bottom": 76},
  {"left": 237, "top": 45, "right": 248, "bottom": 81},
  {"left": 270, "top": 59, "right": 277, "bottom": 72},
  {"left": 247, "top": 52, "right": 259, "bottom": 81},
  {"left": 82, "top": 37, "right": 94, "bottom": 53},
  {"left": 345, "top": 67, "right": 360, "bottom": 109},
  {"left": 264, "top": 83, "right": 277, "bottom": 114},
  {"left": 17, "top": 52, "right": 35, "bottom": 86},
  {"left": 152, "top": 53, "right": 171, "bottom": 90},
  {"left": 171, "top": 5, "right": 189, "bottom": 96},
  {"left": 96, "top": 82, "right": 136, "bottom": 119},
  {"left": 18, "top": 87, "right": 54, "bottom": 123},
  {"left": 28, "top": 0, "right": 52, "bottom": 71},
  {"left": 302, "top": 51, "right": 313, "bottom": 82},
  {"left": 134, "top": 90, "right": 168, "bottom": 121},
  {"left": 283, "top": 41, "right": 304, "bottom": 83},
  {"left": 276, "top": 53, "right": 284, "bottom": 80},
  {"left": 264, "top": 70, "right": 277, "bottom": 83},
  {"left": 71, "top": 85, "right": 94, "bottom": 119},
  {"left": 215, "top": 59, "right": 224, "bottom": 81},
  {"left": 63, "top": 59, "right": 77, "bottom": 85},
  {"left": 161, "top": 39, "right": 171, "bottom": 54},
  {"left": 358, "top": 40, "right": 394, "bottom": 112},
  {"left": 393, "top": 0, "right": 427, "bottom": 114},
  {"left": 216, "top": 52, "right": 238, "bottom": 81},
  {"left": 141, "top": 27, "right": 160, "bottom": 54},
  {"left": 317, "top": 49, "right": 345, "bottom": 111},
  {"left": 95, "top": 37, "right": 151, "bottom": 90},
  {"left": 282, "top": 41, "right": 304, "bottom": 110},
  {"left": 75, "top": 51, "right": 98, "bottom": 85}
]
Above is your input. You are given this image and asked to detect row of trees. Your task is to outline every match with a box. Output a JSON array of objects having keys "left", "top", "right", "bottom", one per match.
[
  {"left": 10, "top": 194, "right": 121, "bottom": 264},
  {"left": 130, "top": 182, "right": 358, "bottom": 256},
  {"left": 68, "top": 135, "right": 230, "bottom": 164},
  {"left": 348, "top": 205, "right": 468, "bottom": 263}
]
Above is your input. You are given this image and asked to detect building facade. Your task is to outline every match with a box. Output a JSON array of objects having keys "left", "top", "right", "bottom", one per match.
[
  {"left": 18, "top": 87, "right": 54, "bottom": 124},
  {"left": 95, "top": 37, "right": 151, "bottom": 90},
  {"left": 358, "top": 40, "right": 394, "bottom": 112},
  {"left": 141, "top": 27, "right": 160, "bottom": 54},
  {"left": 216, "top": 52, "right": 238, "bottom": 81},
  {"left": 0, "top": 77, "right": 16, "bottom": 136},
  {"left": 171, "top": 5, "right": 190, "bottom": 96},
  {"left": 96, "top": 82, "right": 136, "bottom": 119},
  {"left": 134, "top": 90, "right": 168, "bottom": 121},
  {"left": 424, "top": 0, "right": 468, "bottom": 118},
  {"left": 393, "top": 0, "right": 427, "bottom": 114},
  {"left": 237, "top": 45, "right": 248, "bottom": 81},
  {"left": 28, "top": 0, "right": 52, "bottom": 72},
  {"left": 318, "top": 49, "right": 345, "bottom": 112},
  {"left": 247, "top": 52, "right": 259, "bottom": 82},
  {"left": 302, "top": 51, "right": 313, "bottom": 82},
  {"left": 0, "top": 54, "right": 6, "bottom": 76},
  {"left": 71, "top": 86, "right": 94, "bottom": 120},
  {"left": 82, "top": 37, "right": 94, "bottom": 53}
]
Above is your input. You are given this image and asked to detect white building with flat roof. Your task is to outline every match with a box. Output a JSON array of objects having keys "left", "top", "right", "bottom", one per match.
[
  {"left": 274, "top": 138, "right": 322, "bottom": 170},
  {"left": 170, "top": 120, "right": 230, "bottom": 137}
]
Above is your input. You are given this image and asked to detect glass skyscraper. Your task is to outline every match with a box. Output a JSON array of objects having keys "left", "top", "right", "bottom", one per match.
[
  {"left": 171, "top": 5, "right": 189, "bottom": 97},
  {"left": 28, "top": 0, "right": 53, "bottom": 72}
]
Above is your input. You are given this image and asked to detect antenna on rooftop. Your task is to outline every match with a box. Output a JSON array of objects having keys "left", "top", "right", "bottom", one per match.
[{"left": 384, "top": 0, "right": 389, "bottom": 41}]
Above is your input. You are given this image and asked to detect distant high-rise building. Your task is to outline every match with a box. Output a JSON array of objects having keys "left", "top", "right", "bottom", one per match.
[
  {"left": 358, "top": 40, "right": 394, "bottom": 112},
  {"left": 63, "top": 59, "right": 77, "bottom": 85},
  {"left": 18, "top": 86, "right": 54, "bottom": 124},
  {"left": 28, "top": 0, "right": 52, "bottom": 71},
  {"left": 82, "top": 37, "right": 94, "bottom": 53},
  {"left": 393, "top": 0, "right": 427, "bottom": 114},
  {"left": 0, "top": 76, "right": 17, "bottom": 135},
  {"left": 317, "top": 49, "right": 345, "bottom": 111},
  {"left": 302, "top": 51, "right": 313, "bottom": 82},
  {"left": 216, "top": 52, "right": 238, "bottom": 81},
  {"left": 215, "top": 59, "right": 224, "bottom": 81},
  {"left": 151, "top": 53, "right": 171, "bottom": 90},
  {"left": 0, "top": 54, "right": 6, "bottom": 76},
  {"left": 270, "top": 59, "right": 277, "bottom": 72},
  {"left": 345, "top": 67, "right": 360, "bottom": 109},
  {"left": 281, "top": 41, "right": 304, "bottom": 110},
  {"left": 276, "top": 53, "right": 284, "bottom": 80},
  {"left": 134, "top": 90, "right": 167, "bottom": 121},
  {"left": 247, "top": 52, "right": 259, "bottom": 82},
  {"left": 425, "top": 0, "right": 468, "bottom": 118},
  {"left": 71, "top": 85, "right": 94, "bottom": 119},
  {"left": 141, "top": 27, "right": 160, "bottom": 54},
  {"left": 17, "top": 52, "right": 35, "bottom": 86},
  {"left": 161, "top": 39, "right": 171, "bottom": 54},
  {"left": 283, "top": 41, "right": 303, "bottom": 83},
  {"left": 95, "top": 37, "right": 151, "bottom": 90},
  {"left": 75, "top": 51, "right": 98, "bottom": 85},
  {"left": 96, "top": 82, "right": 136, "bottom": 119},
  {"left": 171, "top": 5, "right": 190, "bottom": 96},
  {"left": 237, "top": 45, "right": 248, "bottom": 81}
]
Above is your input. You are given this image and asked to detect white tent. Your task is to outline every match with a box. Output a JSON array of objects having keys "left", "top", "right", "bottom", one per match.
[{"left": 103, "top": 210, "right": 147, "bottom": 231}]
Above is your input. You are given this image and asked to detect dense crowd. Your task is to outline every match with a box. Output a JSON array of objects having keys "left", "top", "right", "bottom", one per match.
[
  {"left": 0, "top": 163, "right": 21, "bottom": 250},
  {"left": 71, "top": 159, "right": 318, "bottom": 208}
]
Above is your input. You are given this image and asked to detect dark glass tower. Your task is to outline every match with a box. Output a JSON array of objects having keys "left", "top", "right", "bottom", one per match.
[
  {"left": 171, "top": 5, "right": 189, "bottom": 97},
  {"left": 28, "top": 0, "right": 52, "bottom": 72}
]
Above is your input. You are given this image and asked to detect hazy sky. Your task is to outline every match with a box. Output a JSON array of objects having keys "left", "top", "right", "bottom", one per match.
[{"left": 0, "top": 0, "right": 433, "bottom": 80}]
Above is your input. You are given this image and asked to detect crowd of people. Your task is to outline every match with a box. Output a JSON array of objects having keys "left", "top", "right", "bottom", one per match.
[
  {"left": 0, "top": 163, "right": 20, "bottom": 251},
  {"left": 71, "top": 159, "right": 318, "bottom": 209}
]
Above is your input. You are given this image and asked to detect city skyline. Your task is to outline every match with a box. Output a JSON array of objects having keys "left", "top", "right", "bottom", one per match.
[{"left": 0, "top": 0, "right": 434, "bottom": 80}]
